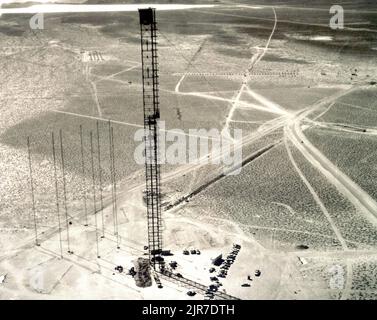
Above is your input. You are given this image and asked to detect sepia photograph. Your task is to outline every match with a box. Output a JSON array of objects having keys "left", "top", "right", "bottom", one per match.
[{"left": 0, "top": 0, "right": 376, "bottom": 305}]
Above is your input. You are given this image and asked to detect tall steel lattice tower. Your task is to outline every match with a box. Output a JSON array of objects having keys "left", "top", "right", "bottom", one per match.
[{"left": 139, "top": 8, "right": 163, "bottom": 269}]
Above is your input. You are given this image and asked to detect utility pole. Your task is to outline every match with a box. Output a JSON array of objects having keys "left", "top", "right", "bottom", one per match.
[
  {"left": 111, "top": 126, "right": 120, "bottom": 249},
  {"left": 80, "top": 125, "right": 89, "bottom": 227},
  {"left": 27, "top": 136, "right": 39, "bottom": 247},
  {"left": 90, "top": 131, "right": 100, "bottom": 259},
  {"left": 52, "top": 132, "right": 63, "bottom": 258},
  {"left": 96, "top": 121, "right": 105, "bottom": 238},
  {"left": 108, "top": 120, "right": 116, "bottom": 236},
  {"left": 59, "top": 129, "right": 72, "bottom": 254}
]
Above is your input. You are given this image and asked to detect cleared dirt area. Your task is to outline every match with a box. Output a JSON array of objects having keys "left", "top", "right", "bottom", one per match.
[{"left": 1, "top": 1, "right": 377, "bottom": 300}]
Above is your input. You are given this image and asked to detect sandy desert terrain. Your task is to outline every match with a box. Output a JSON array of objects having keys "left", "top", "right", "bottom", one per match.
[{"left": 0, "top": 0, "right": 377, "bottom": 300}]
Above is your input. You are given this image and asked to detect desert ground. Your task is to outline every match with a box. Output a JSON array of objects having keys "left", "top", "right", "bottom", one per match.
[{"left": 0, "top": 0, "right": 377, "bottom": 300}]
